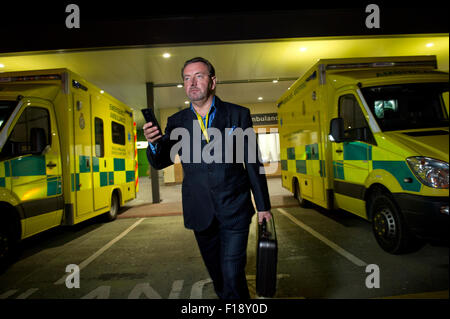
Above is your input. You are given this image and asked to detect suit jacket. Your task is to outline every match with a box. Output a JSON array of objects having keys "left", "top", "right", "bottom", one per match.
[{"left": 146, "top": 97, "right": 271, "bottom": 232}]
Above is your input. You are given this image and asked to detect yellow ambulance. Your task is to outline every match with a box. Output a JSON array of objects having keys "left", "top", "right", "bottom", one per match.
[
  {"left": 277, "top": 56, "right": 448, "bottom": 254},
  {"left": 0, "top": 69, "right": 137, "bottom": 265}
]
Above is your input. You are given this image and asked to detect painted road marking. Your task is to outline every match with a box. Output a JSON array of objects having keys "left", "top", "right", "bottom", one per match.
[
  {"left": 0, "top": 289, "right": 18, "bottom": 299},
  {"left": 277, "top": 208, "right": 368, "bottom": 267},
  {"left": 16, "top": 288, "right": 39, "bottom": 299},
  {"left": 54, "top": 218, "right": 145, "bottom": 285}
]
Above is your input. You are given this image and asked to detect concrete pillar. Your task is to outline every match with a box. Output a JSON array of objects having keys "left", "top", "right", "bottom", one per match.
[{"left": 146, "top": 82, "right": 161, "bottom": 204}]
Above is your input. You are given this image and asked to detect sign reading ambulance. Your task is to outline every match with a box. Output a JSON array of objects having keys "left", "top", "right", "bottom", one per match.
[
  {"left": 277, "top": 56, "right": 449, "bottom": 254},
  {"left": 0, "top": 69, "right": 137, "bottom": 266}
]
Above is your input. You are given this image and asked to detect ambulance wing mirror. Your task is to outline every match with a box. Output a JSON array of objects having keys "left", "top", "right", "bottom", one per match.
[
  {"left": 30, "top": 127, "right": 47, "bottom": 154},
  {"left": 329, "top": 118, "right": 346, "bottom": 143}
]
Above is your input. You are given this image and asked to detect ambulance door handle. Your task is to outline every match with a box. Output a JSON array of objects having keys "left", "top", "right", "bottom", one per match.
[
  {"left": 335, "top": 149, "right": 343, "bottom": 153},
  {"left": 47, "top": 162, "right": 57, "bottom": 168}
]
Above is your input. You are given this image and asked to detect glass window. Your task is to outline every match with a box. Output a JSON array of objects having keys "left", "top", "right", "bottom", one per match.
[
  {"left": 1, "top": 106, "right": 50, "bottom": 158},
  {"left": 339, "top": 94, "right": 374, "bottom": 143},
  {"left": 361, "top": 82, "right": 449, "bottom": 131},
  {"left": 257, "top": 132, "right": 280, "bottom": 163},
  {"left": 111, "top": 121, "right": 125, "bottom": 145},
  {"left": 94, "top": 117, "right": 104, "bottom": 157},
  {"left": 374, "top": 99, "right": 398, "bottom": 118},
  {"left": 0, "top": 100, "right": 17, "bottom": 131}
]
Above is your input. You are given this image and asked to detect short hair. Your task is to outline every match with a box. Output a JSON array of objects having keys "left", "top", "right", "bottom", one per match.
[{"left": 181, "top": 57, "right": 215, "bottom": 80}]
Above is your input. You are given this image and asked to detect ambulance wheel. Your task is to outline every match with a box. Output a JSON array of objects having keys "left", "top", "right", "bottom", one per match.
[
  {"left": 104, "top": 192, "right": 120, "bottom": 222},
  {"left": 0, "top": 213, "right": 20, "bottom": 271},
  {"left": 294, "top": 179, "right": 309, "bottom": 208},
  {"left": 0, "top": 223, "right": 12, "bottom": 270},
  {"left": 370, "top": 191, "right": 416, "bottom": 254}
]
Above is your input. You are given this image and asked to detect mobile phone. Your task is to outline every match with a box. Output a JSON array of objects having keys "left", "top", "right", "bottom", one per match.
[
  {"left": 141, "top": 108, "right": 162, "bottom": 134},
  {"left": 141, "top": 108, "right": 163, "bottom": 144}
]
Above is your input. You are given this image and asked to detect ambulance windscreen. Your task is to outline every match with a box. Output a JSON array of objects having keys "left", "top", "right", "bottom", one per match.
[
  {"left": 361, "top": 82, "right": 449, "bottom": 132},
  {"left": 0, "top": 100, "right": 17, "bottom": 131}
]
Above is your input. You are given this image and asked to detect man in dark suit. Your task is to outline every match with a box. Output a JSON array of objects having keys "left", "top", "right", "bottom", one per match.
[{"left": 144, "top": 57, "right": 272, "bottom": 299}]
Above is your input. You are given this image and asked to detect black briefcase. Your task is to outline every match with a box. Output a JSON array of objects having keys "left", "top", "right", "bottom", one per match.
[{"left": 256, "top": 216, "right": 278, "bottom": 298}]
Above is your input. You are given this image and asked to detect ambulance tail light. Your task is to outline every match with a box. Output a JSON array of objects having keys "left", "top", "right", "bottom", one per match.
[{"left": 406, "top": 157, "right": 449, "bottom": 189}]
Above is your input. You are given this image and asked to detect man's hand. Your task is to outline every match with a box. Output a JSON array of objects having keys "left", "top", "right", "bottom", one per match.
[
  {"left": 258, "top": 210, "right": 272, "bottom": 224},
  {"left": 143, "top": 122, "right": 162, "bottom": 144}
]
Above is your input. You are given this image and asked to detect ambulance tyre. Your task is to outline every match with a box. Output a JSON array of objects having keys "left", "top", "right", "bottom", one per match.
[
  {"left": 0, "top": 211, "right": 20, "bottom": 271},
  {"left": 294, "top": 179, "right": 309, "bottom": 208},
  {"left": 104, "top": 192, "right": 120, "bottom": 222},
  {"left": 370, "top": 191, "right": 419, "bottom": 254}
]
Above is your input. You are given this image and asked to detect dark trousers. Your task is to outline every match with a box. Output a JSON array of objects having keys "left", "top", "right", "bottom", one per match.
[{"left": 194, "top": 217, "right": 250, "bottom": 299}]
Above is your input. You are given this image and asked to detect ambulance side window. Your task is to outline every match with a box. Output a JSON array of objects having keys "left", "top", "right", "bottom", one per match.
[
  {"left": 95, "top": 117, "right": 104, "bottom": 157},
  {"left": 1, "top": 107, "right": 50, "bottom": 158},
  {"left": 111, "top": 121, "right": 125, "bottom": 145},
  {"left": 339, "top": 94, "right": 375, "bottom": 144}
]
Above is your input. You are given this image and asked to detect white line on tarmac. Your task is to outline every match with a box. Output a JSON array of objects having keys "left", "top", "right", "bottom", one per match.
[
  {"left": 0, "top": 289, "right": 18, "bottom": 299},
  {"left": 16, "top": 288, "right": 39, "bottom": 299},
  {"left": 276, "top": 208, "right": 368, "bottom": 267},
  {"left": 54, "top": 218, "right": 145, "bottom": 285}
]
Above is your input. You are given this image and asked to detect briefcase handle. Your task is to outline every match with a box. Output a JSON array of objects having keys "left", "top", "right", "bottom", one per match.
[
  {"left": 261, "top": 218, "right": 267, "bottom": 236},
  {"left": 261, "top": 217, "right": 275, "bottom": 239}
]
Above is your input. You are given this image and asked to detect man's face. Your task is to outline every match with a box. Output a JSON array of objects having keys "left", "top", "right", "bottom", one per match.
[{"left": 183, "top": 62, "right": 216, "bottom": 102}]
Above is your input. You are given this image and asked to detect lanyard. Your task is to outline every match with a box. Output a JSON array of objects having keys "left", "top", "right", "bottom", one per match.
[
  {"left": 192, "top": 97, "right": 215, "bottom": 143},
  {"left": 194, "top": 111, "right": 210, "bottom": 143}
]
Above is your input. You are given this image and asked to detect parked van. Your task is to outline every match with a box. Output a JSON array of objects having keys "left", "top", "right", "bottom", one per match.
[
  {"left": 277, "top": 56, "right": 448, "bottom": 253},
  {"left": 0, "top": 69, "right": 137, "bottom": 265}
]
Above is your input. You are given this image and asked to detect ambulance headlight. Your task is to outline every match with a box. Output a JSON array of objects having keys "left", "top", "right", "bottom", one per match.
[{"left": 407, "top": 157, "right": 449, "bottom": 189}]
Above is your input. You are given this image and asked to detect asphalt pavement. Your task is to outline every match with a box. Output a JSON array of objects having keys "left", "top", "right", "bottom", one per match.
[{"left": 0, "top": 178, "right": 448, "bottom": 301}]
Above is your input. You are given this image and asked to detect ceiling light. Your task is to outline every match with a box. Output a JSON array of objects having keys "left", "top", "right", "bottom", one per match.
[
  {"left": 299, "top": 47, "right": 307, "bottom": 52},
  {"left": 163, "top": 53, "right": 171, "bottom": 58},
  {"left": 0, "top": 63, "right": 4, "bottom": 68},
  {"left": 258, "top": 97, "right": 263, "bottom": 101},
  {"left": 100, "top": 90, "right": 104, "bottom": 94},
  {"left": 184, "top": 101, "right": 190, "bottom": 104},
  {"left": 177, "top": 84, "right": 183, "bottom": 88},
  {"left": 426, "top": 43, "right": 434, "bottom": 48},
  {"left": 272, "top": 80, "right": 278, "bottom": 83}
]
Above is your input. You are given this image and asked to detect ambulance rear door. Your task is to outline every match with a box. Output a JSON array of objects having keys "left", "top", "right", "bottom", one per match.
[{"left": 73, "top": 91, "right": 94, "bottom": 217}]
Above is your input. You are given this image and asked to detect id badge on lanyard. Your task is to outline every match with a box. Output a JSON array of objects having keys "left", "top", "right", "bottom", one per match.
[{"left": 195, "top": 112, "right": 210, "bottom": 143}]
